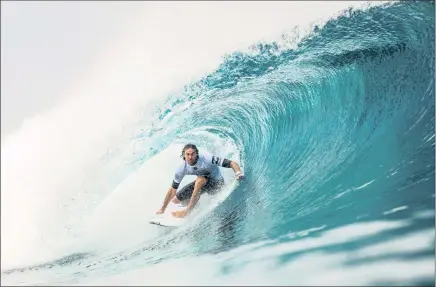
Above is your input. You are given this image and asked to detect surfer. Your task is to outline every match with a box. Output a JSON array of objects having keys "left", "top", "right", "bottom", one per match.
[{"left": 156, "top": 143, "right": 244, "bottom": 218}]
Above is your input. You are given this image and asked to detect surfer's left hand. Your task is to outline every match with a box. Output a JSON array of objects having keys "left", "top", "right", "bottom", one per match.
[
  {"left": 235, "top": 171, "right": 245, "bottom": 180},
  {"left": 172, "top": 209, "right": 188, "bottom": 218}
]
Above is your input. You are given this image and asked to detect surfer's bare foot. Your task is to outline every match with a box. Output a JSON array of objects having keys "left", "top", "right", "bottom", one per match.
[
  {"left": 172, "top": 209, "right": 188, "bottom": 218},
  {"left": 156, "top": 208, "right": 165, "bottom": 214}
]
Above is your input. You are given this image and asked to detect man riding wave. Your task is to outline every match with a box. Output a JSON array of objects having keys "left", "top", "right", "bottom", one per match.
[{"left": 157, "top": 143, "right": 244, "bottom": 218}]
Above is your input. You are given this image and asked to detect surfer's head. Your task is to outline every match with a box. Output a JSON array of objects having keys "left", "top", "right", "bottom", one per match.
[{"left": 181, "top": 143, "right": 199, "bottom": 165}]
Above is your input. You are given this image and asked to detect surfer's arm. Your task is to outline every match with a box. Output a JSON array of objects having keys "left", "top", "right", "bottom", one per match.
[
  {"left": 208, "top": 153, "right": 244, "bottom": 178},
  {"left": 160, "top": 187, "right": 177, "bottom": 211},
  {"left": 186, "top": 176, "right": 207, "bottom": 213},
  {"left": 229, "top": 160, "right": 241, "bottom": 173},
  {"left": 160, "top": 169, "right": 184, "bottom": 211},
  {"left": 229, "top": 160, "right": 244, "bottom": 180}
]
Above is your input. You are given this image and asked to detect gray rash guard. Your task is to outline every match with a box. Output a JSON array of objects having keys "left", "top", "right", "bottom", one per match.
[{"left": 171, "top": 151, "right": 231, "bottom": 189}]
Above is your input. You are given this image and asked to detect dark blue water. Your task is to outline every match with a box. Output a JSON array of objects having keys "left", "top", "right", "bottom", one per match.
[
  {"left": 160, "top": 0, "right": 435, "bottom": 255},
  {"left": 143, "top": 2, "right": 435, "bottom": 285}
]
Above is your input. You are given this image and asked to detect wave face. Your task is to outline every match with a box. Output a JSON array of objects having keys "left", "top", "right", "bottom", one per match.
[{"left": 2, "top": 2, "right": 435, "bottom": 286}]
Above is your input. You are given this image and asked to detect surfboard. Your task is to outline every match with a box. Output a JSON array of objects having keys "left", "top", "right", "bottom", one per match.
[
  {"left": 149, "top": 213, "right": 186, "bottom": 227},
  {"left": 148, "top": 203, "right": 188, "bottom": 227}
]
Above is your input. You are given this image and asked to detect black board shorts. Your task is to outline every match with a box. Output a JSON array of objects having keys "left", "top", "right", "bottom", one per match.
[{"left": 176, "top": 177, "right": 225, "bottom": 202}]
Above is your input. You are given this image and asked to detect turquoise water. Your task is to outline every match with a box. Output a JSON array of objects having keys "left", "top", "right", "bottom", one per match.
[{"left": 2, "top": 2, "right": 434, "bottom": 285}]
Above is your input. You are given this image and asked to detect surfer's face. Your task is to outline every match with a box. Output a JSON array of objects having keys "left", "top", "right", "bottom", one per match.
[{"left": 184, "top": 148, "right": 198, "bottom": 165}]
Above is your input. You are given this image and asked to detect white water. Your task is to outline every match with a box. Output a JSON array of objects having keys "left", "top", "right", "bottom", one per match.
[
  {"left": 79, "top": 218, "right": 434, "bottom": 286},
  {"left": 1, "top": 1, "right": 388, "bottom": 272}
]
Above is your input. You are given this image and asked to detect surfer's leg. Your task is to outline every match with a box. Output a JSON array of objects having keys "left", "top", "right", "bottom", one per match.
[
  {"left": 173, "top": 181, "right": 196, "bottom": 204},
  {"left": 204, "top": 178, "right": 225, "bottom": 196},
  {"left": 173, "top": 177, "right": 209, "bottom": 205}
]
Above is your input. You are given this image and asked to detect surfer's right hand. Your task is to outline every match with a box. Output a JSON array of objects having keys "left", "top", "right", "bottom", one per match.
[{"left": 156, "top": 208, "right": 165, "bottom": 214}]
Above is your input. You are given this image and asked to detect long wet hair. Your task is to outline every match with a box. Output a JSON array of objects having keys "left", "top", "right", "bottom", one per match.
[{"left": 181, "top": 143, "right": 199, "bottom": 160}]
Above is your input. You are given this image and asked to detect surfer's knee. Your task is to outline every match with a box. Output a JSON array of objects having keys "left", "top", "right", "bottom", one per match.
[
  {"left": 195, "top": 176, "right": 207, "bottom": 185},
  {"left": 172, "top": 196, "right": 181, "bottom": 204}
]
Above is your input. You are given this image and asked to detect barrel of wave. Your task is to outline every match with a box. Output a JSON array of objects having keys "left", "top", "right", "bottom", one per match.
[{"left": 79, "top": 142, "right": 240, "bottom": 252}]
